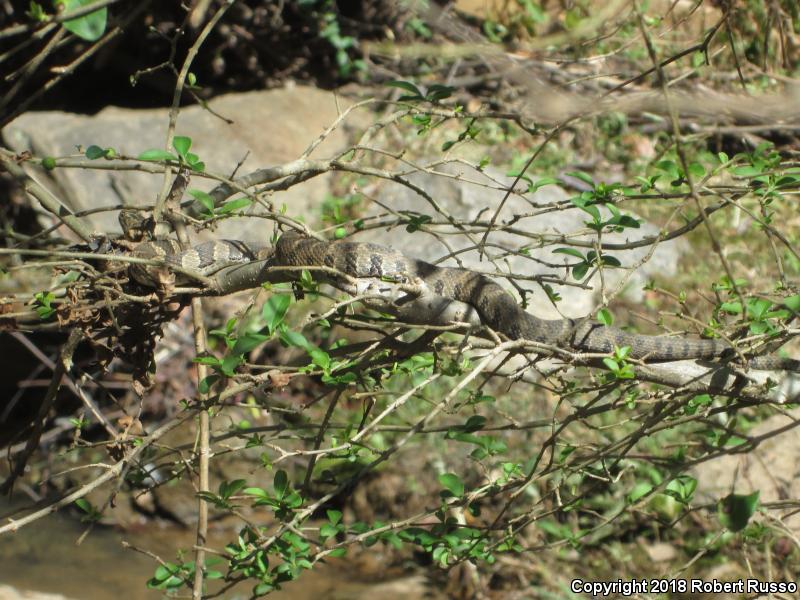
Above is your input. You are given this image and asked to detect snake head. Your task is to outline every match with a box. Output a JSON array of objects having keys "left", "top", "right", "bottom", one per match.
[{"left": 119, "top": 209, "right": 155, "bottom": 242}]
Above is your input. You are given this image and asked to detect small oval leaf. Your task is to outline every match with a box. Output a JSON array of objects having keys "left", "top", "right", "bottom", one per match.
[
  {"left": 85, "top": 145, "right": 105, "bottom": 159},
  {"left": 138, "top": 149, "right": 178, "bottom": 162},
  {"left": 58, "top": 0, "right": 107, "bottom": 42},
  {"left": 438, "top": 472, "right": 464, "bottom": 497},
  {"left": 596, "top": 308, "right": 613, "bottom": 326},
  {"left": 172, "top": 136, "right": 192, "bottom": 157}
]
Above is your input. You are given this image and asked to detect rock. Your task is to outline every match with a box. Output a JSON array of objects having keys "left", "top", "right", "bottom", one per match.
[
  {"left": 357, "top": 162, "right": 687, "bottom": 319},
  {"left": 643, "top": 541, "right": 678, "bottom": 563},
  {"left": 691, "top": 409, "right": 800, "bottom": 533},
  {"left": 0, "top": 586, "right": 76, "bottom": 600},
  {"left": 3, "top": 87, "right": 361, "bottom": 239},
  {"left": 323, "top": 574, "right": 435, "bottom": 600},
  {"left": 5, "top": 91, "right": 687, "bottom": 319}
]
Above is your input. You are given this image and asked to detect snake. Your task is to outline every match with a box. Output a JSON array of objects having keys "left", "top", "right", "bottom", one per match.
[{"left": 127, "top": 228, "right": 800, "bottom": 371}]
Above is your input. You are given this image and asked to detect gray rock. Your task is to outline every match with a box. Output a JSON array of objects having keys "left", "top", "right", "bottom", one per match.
[
  {"left": 3, "top": 86, "right": 358, "bottom": 239},
  {"left": 0, "top": 586, "right": 76, "bottom": 600},
  {"left": 643, "top": 541, "right": 678, "bottom": 563},
  {"left": 357, "top": 162, "right": 686, "bottom": 319},
  {"left": 5, "top": 93, "right": 685, "bottom": 319}
]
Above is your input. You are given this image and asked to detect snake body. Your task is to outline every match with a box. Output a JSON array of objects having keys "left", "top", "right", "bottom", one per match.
[
  {"left": 130, "top": 239, "right": 266, "bottom": 285},
  {"left": 131, "top": 230, "right": 800, "bottom": 371}
]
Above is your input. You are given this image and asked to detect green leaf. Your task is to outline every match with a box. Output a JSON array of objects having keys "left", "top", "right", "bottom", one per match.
[
  {"left": 687, "top": 162, "right": 705, "bottom": 178},
  {"left": 188, "top": 189, "right": 215, "bottom": 214},
  {"left": 309, "top": 348, "right": 331, "bottom": 370},
  {"left": 557, "top": 446, "right": 575, "bottom": 464},
  {"left": 483, "top": 19, "right": 508, "bottom": 42},
  {"left": 85, "top": 144, "right": 105, "bottom": 159},
  {"left": 596, "top": 308, "right": 613, "bottom": 326},
  {"left": 463, "top": 415, "right": 487, "bottom": 432},
  {"left": 220, "top": 354, "right": 243, "bottom": 377},
  {"left": 153, "top": 564, "right": 172, "bottom": 581},
  {"left": 656, "top": 160, "right": 679, "bottom": 177},
  {"left": 412, "top": 114, "right": 431, "bottom": 131},
  {"left": 41, "top": 157, "right": 56, "bottom": 170},
  {"left": 194, "top": 355, "right": 223, "bottom": 368},
  {"left": 402, "top": 213, "right": 432, "bottom": 233},
  {"left": 523, "top": 1, "right": 547, "bottom": 23},
  {"left": 615, "top": 215, "right": 641, "bottom": 229},
  {"left": 217, "top": 197, "right": 252, "bottom": 214},
  {"left": 75, "top": 498, "right": 93, "bottom": 513},
  {"left": 570, "top": 192, "right": 592, "bottom": 208},
  {"left": 232, "top": 332, "right": 269, "bottom": 355},
  {"left": 564, "top": 170, "right": 595, "bottom": 187},
  {"left": 446, "top": 431, "right": 480, "bottom": 445},
  {"left": 732, "top": 165, "right": 762, "bottom": 177},
  {"left": 243, "top": 486, "right": 268, "bottom": 499},
  {"left": 572, "top": 263, "right": 589, "bottom": 280},
  {"left": 783, "top": 295, "right": 800, "bottom": 313},
  {"left": 665, "top": 475, "right": 697, "bottom": 503},
  {"left": 319, "top": 523, "right": 340, "bottom": 540},
  {"left": 273, "top": 469, "right": 289, "bottom": 497},
  {"left": 262, "top": 295, "right": 291, "bottom": 335},
  {"left": 746, "top": 297, "right": 773, "bottom": 319},
  {"left": 602, "top": 357, "right": 620, "bottom": 372},
  {"left": 507, "top": 170, "right": 533, "bottom": 189},
  {"left": 326, "top": 509, "right": 342, "bottom": 525},
  {"left": 280, "top": 329, "right": 311, "bottom": 350},
  {"left": 385, "top": 80, "right": 424, "bottom": 99},
  {"left": 564, "top": 8, "right": 583, "bottom": 28},
  {"left": 719, "top": 301, "right": 742, "bottom": 314},
  {"left": 537, "top": 519, "right": 575, "bottom": 541},
  {"left": 426, "top": 84, "right": 454, "bottom": 102},
  {"left": 334, "top": 227, "right": 347, "bottom": 239},
  {"left": 253, "top": 583, "right": 275, "bottom": 595},
  {"left": 57, "top": 0, "right": 107, "bottom": 42},
  {"left": 147, "top": 562, "right": 184, "bottom": 589},
  {"left": 627, "top": 482, "right": 653, "bottom": 503},
  {"left": 685, "top": 393, "right": 712, "bottom": 415},
  {"left": 552, "top": 247, "right": 585, "bottom": 260},
  {"left": 138, "top": 149, "right": 178, "bottom": 162},
  {"left": 173, "top": 136, "right": 192, "bottom": 158},
  {"left": 718, "top": 491, "right": 760, "bottom": 532},
  {"left": 438, "top": 472, "right": 464, "bottom": 498},
  {"left": 579, "top": 203, "right": 601, "bottom": 223},
  {"left": 528, "top": 177, "right": 559, "bottom": 193},
  {"left": 218, "top": 479, "right": 247, "bottom": 500},
  {"left": 27, "top": 2, "right": 47, "bottom": 21},
  {"left": 198, "top": 374, "right": 220, "bottom": 394}
]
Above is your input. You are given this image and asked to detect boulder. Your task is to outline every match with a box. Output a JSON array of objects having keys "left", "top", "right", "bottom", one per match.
[
  {"left": 357, "top": 163, "right": 687, "bottom": 319},
  {"left": 3, "top": 86, "right": 360, "bottom": 239}
]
